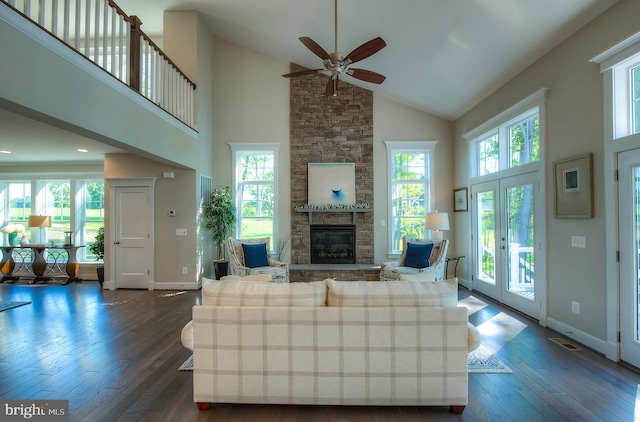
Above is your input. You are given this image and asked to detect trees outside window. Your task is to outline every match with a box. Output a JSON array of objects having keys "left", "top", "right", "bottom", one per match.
[
  {"left": 1, "top": 179, "right": 103, "bottom": 262},
  {"left": 385, "top": 141, "right": 436, "bottom": 255},
  {"left": 230, "top": 144, "right": 279, "bottom": 249}
]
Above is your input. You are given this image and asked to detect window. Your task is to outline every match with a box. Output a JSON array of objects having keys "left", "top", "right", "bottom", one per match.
[
  {"left": 633, "top": 64, "right": 640, "bottom": 134},
  {"left": 1, "top": 178, "right": 104, "bottom": 262},
  {"left": 82, "top": 181, "right": 105, "bottom": 261},
  {"left": 385, "top": 141, "right": 436, "bottom": 254},
  {"left": 229, "top": 143, "right": 279, "bottom": 248},
  {"left": 471, "top": 109, "right": 540, "bottom": 178}
]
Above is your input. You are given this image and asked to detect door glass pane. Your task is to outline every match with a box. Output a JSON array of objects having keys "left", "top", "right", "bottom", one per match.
[
  {"left": 633, "top": 167, "right": 640, "bottom": 343},
  {"left": 477, "top": 190, "right": 496, "bottom": 285},
  {"left": 506, "top": 183, "right": 535, "bottom": 300}
]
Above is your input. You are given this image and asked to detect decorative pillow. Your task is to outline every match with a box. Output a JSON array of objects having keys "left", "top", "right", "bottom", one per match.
[
  {"left": 202, "top": 279, "right": 327, "bottom": 306},
  {"left": 326, "top": 278, "right": 458, "bottom": 308},
  {"left": 399, "top": 237, "right": 434, "bottom": 266},
  {"left": 399, "top": 271, "right": 436, "bottom": 282},
  {"left": 404, "top": 242, "right": 433, "bottom": 268},
  {"left": 220, "top": 274, "right": 272, "bottom": 282},
  {"left": 242, "top": 242, "right": 269, "bottom": 268}
]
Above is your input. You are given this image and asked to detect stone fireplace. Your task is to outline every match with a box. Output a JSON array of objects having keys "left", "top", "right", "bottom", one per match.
[
  {"left": 289, "top": 63, "right": 375, "bottom": 271},
  {"left": 310, "top": 225, "right": 356, "bottom": 264}
]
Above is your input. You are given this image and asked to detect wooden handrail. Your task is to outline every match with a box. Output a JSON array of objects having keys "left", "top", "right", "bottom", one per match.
[{"left": 1, "top": 0, "right": 196, "bottom": 127}]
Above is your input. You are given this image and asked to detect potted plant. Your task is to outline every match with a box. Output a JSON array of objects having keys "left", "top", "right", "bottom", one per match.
[
  {"left": 89, "top": 226, "right": 105, "bottom": 286},
  {"left": 204, "top": 186, "right": 236, "bottom": 279}
]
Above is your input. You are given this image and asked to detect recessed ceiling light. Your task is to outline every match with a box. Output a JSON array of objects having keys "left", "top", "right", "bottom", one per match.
[
  {"left": 0, "top": 150, "right": 11, "bottom": 154},
  {"left": 77, "top": 148, "right": 88, "bottom": 153}
]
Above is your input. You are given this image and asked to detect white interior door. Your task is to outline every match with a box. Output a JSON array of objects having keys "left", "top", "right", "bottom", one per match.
[
  {"left": 471, "top": 172, "right": 541, "bottom": 319},
  {"left": 617, "top": 149, "right": 640, "bottom": 368},
  {"left": 113, "top": 184, "right": 153, "bottom": 289}
]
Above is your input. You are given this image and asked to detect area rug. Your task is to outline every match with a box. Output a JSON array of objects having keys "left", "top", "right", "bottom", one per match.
[
  {"left": 468, "top": 345, "right": 513, "bottom": 374},
  {"left": 179, "top": 347, "right": 513, "bottom": 374},
  {"left": 0, "top": 301, "right": 31, "bottom": 312},
  {"left": 179, "top": 354, "right": 193, "bottom": 371}
]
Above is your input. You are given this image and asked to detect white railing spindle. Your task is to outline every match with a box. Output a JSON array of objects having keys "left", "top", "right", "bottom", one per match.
[{"left": 2, "top": 0, "right": 195, "bottom": 127}]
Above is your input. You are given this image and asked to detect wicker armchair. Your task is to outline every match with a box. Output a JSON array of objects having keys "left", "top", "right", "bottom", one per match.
[
  {"left": 226, "top": 237, "right": 289, "bottom": 283},
  {"left": 380, "top": 238, "right": 449, "bottom": 281}
]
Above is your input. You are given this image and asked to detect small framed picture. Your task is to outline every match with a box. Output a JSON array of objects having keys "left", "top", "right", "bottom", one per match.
[
  {"left": 553, "top": 153, "right": 593, "bottom": 218},
  {"left": 453, "top": 187, "right": 468, "bottom": 212}
]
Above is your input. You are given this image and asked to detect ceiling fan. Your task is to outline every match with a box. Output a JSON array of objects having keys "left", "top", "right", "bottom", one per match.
[{"left": 282, "top": 0, "right": 387, "bottom": 97}]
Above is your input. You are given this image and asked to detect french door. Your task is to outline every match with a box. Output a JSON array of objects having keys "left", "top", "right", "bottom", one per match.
[
  {"left": 471, "top": 172, "right": 541, "bottom": 319},
  {"left": 617, "top": 149, "right": 640, "bottom": 368}
]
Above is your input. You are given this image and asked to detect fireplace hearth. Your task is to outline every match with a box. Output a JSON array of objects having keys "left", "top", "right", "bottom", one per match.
[{"left": 310, "top": 225, "right": 356, "bottom": 264}]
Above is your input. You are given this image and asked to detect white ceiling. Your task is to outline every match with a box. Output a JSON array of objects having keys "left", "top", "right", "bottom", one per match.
[{"left": 1, "top": 0, "right": 618, "bottom": 165}]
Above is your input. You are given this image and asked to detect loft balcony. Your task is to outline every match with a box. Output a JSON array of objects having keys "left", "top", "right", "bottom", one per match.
[{"left": 1, "top": 0, "right": 196, "bottom": 129}]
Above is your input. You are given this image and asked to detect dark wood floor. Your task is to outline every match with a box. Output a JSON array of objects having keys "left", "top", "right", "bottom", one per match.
[{"left": 0, "top": 281, "right": 638, "bottom": 421}]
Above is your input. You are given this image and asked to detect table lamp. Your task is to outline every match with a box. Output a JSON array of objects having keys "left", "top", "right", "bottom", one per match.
[
  {"left": 28, "top": 215, "right": 51, "bottom": 244},
  {"left": 426, "top": 211, "right": 449, "bottom": 242}
]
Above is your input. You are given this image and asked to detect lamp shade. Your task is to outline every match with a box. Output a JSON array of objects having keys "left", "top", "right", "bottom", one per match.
[
  {"left": 426, "top": 212, "right": 450, "bottom": 231},
  {"left": 28, "top": 215, "right": 51, "bottom": 228}
]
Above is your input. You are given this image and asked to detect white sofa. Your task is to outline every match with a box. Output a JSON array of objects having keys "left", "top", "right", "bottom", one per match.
[{"left": 181, "top": 277, "right": 480, "bottom": 414}]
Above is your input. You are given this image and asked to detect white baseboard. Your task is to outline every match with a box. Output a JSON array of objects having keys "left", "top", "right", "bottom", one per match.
[
  {"left": 546, "top": 317, "right": 617, "bottom": 360},
  {"left": 150, "top": 281, "right": 201, "bottom": 290}
]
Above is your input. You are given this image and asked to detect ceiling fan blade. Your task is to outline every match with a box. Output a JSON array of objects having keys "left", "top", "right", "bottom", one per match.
[
  {"left": 347, "top": 68, "right": 386, "bottom": 84},
  {"left": 299, "top": 37, "right": 331, "bottom": 60},
  {"left": 344, "top": 37, "right": 386, "bottom": 64},
  {"left": 326, "top": 76, "right": 338, "bottom": 97},
  {"left": 282, "top": 69, "right": 322, "bottom": 78}
]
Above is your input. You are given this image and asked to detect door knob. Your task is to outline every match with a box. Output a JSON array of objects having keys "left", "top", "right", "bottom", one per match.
[
  {"left": 500, "top": 246, "right": 505, "bottom": 249},
  {"left": 114, "top": 241, "right": 120, "bottom": 244}
]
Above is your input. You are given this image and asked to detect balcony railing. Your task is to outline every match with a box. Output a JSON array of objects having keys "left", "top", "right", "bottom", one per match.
[{"left": 2, "top": 0, "right": 196, "bottom": 128}]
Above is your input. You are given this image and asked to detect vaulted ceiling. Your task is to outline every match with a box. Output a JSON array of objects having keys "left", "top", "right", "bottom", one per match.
[{"left": 0, "top": 0, "right": 619, "bottom": 164}]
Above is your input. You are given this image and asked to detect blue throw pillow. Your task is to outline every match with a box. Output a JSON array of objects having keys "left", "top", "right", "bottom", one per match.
[
  {"left": 404, "top": 242, "right": 434, "bottom": 269},
  {"left": 242, "top": 243, "right": 269, "bottom": 268}
]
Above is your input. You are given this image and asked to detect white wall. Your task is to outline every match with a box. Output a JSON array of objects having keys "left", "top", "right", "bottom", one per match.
[
  {"left": 453, "top": 0, "right": 640, "bottom": 344},
  {"left": 373, "top": 95, "right": 454, "bottom": 264},
  {"left": 209, "top": 36, "right": 291, "bottom": 251}
]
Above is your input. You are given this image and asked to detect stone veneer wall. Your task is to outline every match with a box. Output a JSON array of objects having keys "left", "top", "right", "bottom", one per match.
[{"left": 289, "top": 64, "right": 374, "bottom": 265}]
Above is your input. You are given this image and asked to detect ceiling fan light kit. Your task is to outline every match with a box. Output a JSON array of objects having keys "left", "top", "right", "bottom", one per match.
[{"left": 283, "top": 0, "right": 386, "bottom": 97}]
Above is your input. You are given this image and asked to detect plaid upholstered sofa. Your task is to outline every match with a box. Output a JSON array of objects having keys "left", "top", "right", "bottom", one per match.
[{"left": 181, "top": 277, "right": 478, "bottom": 414}]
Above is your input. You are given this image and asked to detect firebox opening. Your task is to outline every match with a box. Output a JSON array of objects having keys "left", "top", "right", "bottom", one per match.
[{"left": 310, "top": 225, "right": 356, "bottom": 264}]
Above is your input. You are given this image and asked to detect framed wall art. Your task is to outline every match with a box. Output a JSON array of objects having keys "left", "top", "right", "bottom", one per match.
[
  {"left": 453, "top": 187, "right": 468, "bottom": 212},
  {"left": 553, "top": 153, "right": 593, "bottom": 218},
  {"left": 308, "top": 163, "right": 356, "bottom": 205}
]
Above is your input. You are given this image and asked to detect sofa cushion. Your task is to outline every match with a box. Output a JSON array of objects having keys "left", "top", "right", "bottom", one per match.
[
  {"left": 201, "top": 278, "right": 327, "bottom": 306},
  {"left": 326, "top": 278, "right": 458, "bottom": 308},
  {"left": 398, "top": 271, "right": 437, "bottom": 282},
  {"left": 404, "top": 242, "right": 433, "bottom": 268},
  {"left": 242, "top": 242, "right": 269, "bottom": 268}
]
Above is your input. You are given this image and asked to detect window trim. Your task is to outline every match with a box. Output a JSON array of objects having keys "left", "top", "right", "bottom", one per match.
[
  {"left": 228, "top": 142, "right": 280, "bottom": 247},
  {"left": 0, "top": 174, "right": 104, "bottom": 262},
  {"left": 465, "top": 88, "right": 548, "bottom": 182},
  {"left": 384, "top": 140, "right": 437, "bottom": 256}
]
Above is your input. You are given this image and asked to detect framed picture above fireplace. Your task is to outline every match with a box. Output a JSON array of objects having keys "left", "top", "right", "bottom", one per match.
[{"left": 308, "top": 163, "right": 356, "bottom": 205}]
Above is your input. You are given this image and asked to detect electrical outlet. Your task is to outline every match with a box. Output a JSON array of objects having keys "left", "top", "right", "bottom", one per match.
[
  {"left": 571, "top": 236, "right": 586, "bottom": 248},
  {"left": 182, "top": 267, "right": 188, "bottom": 275},
  {"left": 572, "top": 301, "right": 580, "bottom": 314}
]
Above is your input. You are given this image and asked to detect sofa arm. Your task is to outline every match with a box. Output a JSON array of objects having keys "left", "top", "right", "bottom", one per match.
[
  {"left": 267, "top": 258, "right": 288, "bottom": 269},
  {"left": 181, "top": 320, "right": 194, "bottom": 351}
]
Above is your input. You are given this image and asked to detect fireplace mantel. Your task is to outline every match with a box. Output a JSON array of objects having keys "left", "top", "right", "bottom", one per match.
[{"left": 294, "top": 207, "right": 371, "bottom": 224}]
